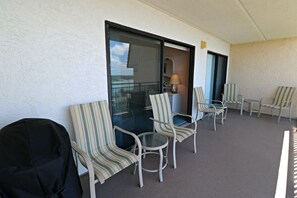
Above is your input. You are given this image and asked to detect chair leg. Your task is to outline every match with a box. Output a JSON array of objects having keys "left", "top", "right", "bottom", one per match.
[
  {"left": 240, "top": 103, "right": 243, "bottom": 116},
  {"left": 289, "top": 107, "right": 292, "bottom": 122},
  {"left": 221, "top": 112, "right": 224, "bottom": 125},
  {"left": 173, "top": 140, "right": 177, "bottom": 169},
  {"left": 138, "top": 158, "right": 143, "bottom": 187},
  {"left": 224, "top": 108, "right": 228, "bottom": 119},
  {"left": 195, "top": 109, "right": 199, "bottom": 121},
  {"left": 258, "top": 106, "right": 262, "bottom": 117},
  {"left": 89, "top": 169, "right": 96, "bottom": 198},
  {"left": 277, "top": 109, "right": 282, "bottom": 124},
  {"left": 133, "top": 145, "right": 137, "bottom": 175},
  {"left": 213, "top": 113, "right": 217, "bottom": 131},
  {"left": 165, "top": 141, "right": 169, "bottom": 164},
  {"left": 143, "top": 149, "right": 146, "bottom": 159},
  {"left": 159, "top": 148, "right": 164, "bottom": 182},
  {"left": 193, "top": 133, "right": 197, "bottom": 153}
]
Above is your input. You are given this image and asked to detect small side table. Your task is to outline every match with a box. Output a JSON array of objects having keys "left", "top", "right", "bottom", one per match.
[
  {"left": 137, "top": 132, "right": 168, "bottom": 182},
  {"left": 244, "top": 99, "right": 260, "bottom": 116}
]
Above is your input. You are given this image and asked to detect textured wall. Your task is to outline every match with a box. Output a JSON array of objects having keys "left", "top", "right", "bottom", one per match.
[
  {"left": 229, "top": 37, "right": 297, "bottom": 118},
  {"left": 0, "top": 0, "right": 230, "bottom": 135}
]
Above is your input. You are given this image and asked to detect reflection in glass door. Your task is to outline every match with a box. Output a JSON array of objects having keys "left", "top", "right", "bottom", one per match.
[{"left": 108, "top": 27, "right": 161, "bottom": 148}]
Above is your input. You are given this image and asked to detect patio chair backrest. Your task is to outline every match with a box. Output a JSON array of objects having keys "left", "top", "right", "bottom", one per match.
[
  {"left": 149, "top": 93, "right": 173, "bottom": 131},
  {"left": 272, "top": 86, "right": 295, "bottom": 107},
  {"left": 194, "top": 87, "right": 208, "bottom": 111},
  {"left": 70, "top": 101, "right": 115, "bottom": 155},
  {"left": 224, "top": 84, "right": 239, "bottom": 102}
]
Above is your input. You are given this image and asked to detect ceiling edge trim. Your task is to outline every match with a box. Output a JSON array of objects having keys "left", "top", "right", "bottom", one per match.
[
  {"left": 236, "top": 0, "right": 266, "bottom": 40},
  {"left": 137, "top": 0, "right": 231, "bottom": 44}
]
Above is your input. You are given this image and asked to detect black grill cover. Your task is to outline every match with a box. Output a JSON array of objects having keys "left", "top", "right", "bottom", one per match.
[{"left": 0, "top": 118, "right": 82, "bottom": 198}]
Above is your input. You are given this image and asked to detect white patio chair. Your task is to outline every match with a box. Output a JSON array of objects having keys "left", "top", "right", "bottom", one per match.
[
  {"left": 70, "top": 100, "right": 143, "bottom": 198},
  {"left": 222, "top": 83, "right": 244, "bottom": 115},
  {"left": 149, "top": 92, "right": 197, "bottom": 169},
  {"left": 258, "top": 86, "right": 296, "bottom": 123},
  {"left": 194, "top": 87, "right": 225, "bottom": 131}
]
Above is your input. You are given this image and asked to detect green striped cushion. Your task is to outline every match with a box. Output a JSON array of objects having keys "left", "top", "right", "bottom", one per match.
[
  {"left": 194, "top": 87, "right": 225, "bottom": 114},
  {"left": 158, "top": 125, "right": 195, "bottom": 142},
  {"left": 70, "top": 101, "right": 137, "bottom": 184},
  {"left": 89, "top": 146, "right": 137, "bottom": 184},
  {"left": 150, "top": 93, "right": 173, "bottom": 125},
  {"left": 150, "top": 93, "right": 195, "bottom": 142},
  {"left": 194, "top": 87, "right": 208, "bottom": 111},
  {"left": 271, "top": 86, "right": 296, "bottom": 107},
  {"left": 224, "top": 84, "right": 239, "bottom": 102}
]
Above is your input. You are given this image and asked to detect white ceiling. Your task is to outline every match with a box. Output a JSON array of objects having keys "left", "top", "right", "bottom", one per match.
[{"left": 139, "top": 0, "right": 297, "bottom": 44}]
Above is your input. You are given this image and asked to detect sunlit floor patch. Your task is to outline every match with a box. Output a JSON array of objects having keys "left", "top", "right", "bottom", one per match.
[
  {"left": 274, "top": 130, "right": 289, "bottom": 198},
  {"left": 293, "top": 128, "right": 297, "bottom": 198}
]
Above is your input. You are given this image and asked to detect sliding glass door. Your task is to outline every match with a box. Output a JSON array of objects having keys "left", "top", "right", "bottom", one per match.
[
  {"left": 107, "top": 26, "right": 161, "bottom": 148},
  {"left": 106, "top": 21, "right": 195, "bottom": 148},
  {"left": 205, "top": 52, "right": 228, "bottom": 101}
]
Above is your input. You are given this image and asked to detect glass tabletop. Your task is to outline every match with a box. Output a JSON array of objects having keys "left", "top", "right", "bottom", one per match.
[{"left": 138, "top": 132, "right": 168, "bottom": 148}]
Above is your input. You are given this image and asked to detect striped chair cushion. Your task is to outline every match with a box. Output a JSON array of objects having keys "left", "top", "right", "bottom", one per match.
[
  {"left": 150, "top": 93, "right": 195, "bottom": 142},
  {"left": 194, "top": 87, "right": 225, "bottom": 114},
  {"left": 271, "top": 86, "right": 296, "bottom": 107},
  {"left": 149, "top": 92, "right": 173, "bottom": 125},
  {"left": 86, "top": 146, "right": 137, "bottom": 184},
  {"left": 194, "top": 87, "right": 208, "bottom": 111},
  {"left": 157, "top": 125, "right": 195, "bottom": 142},
  {"left": 224, "top": 84, "right": 240, "bottom": 103},
  {"left": 70, "top": 100, "right": 137, "bottom": 183}
]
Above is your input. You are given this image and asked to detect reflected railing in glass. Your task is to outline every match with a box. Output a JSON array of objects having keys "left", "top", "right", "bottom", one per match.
[{"left": 111, "top": 81, "right": 160, "bottom": 115}]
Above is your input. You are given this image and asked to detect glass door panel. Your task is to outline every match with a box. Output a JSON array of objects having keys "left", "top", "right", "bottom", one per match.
[
  {"left": 108, "top": 28, "right": 161, "bottom": 148},
  {"left": 205, "top": 53, "right": 215, "bottom": 101},
  {"left": 205, "top": 52, "right": 228, "bottom": 102}
]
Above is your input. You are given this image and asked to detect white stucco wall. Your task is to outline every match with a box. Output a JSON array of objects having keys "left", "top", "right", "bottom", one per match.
[
  {"left": 0, "top": 0, "right": 230, "bottom": 136},
  {"left": 229, "top": 37, "right": 297, "bottom": 118}
]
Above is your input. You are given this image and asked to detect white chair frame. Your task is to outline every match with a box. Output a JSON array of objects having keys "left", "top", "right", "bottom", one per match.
[
  {"left": 71, "top": 126, "right": 143, "bottom": 198},
  {"left": 150, "top": 113, "right": 197, "bottom": 169},
  {"left": 222, "top": 84, "right": 244, "bottom": 116},
  {"left": 195, "top": 99, "right": 225, "bottom": 131},
  {"left": 258, "top": 98, "right": 295, "bottom": 123}
]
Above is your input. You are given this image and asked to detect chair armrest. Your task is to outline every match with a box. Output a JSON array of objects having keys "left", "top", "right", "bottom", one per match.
[
  {"left": 114, "top": 126, "right": 142, "bottom": 159},
  {"left": 205, "top": 99, "right": 224, "bottom": 105},
  {"left": 196, "top": 101, "right": 218, "bottom": 110},
  {"left": 149, "top": 117, "right": 176, "bottom": 139},
  {"left": 197, "top": 101, "right": 211, "bottom": 105},
  {"left": 172, "top": 113, "right": 197, "bottom": 132},
  {"left": 209, "top": 100, "right": 226, "bottom": 108},
  {"left": 210, "top": 99, "right": 224, "bottom": 104},
  {"left": 71, "top": 141, "right": 97, "bottom": 182},
  {"left": 172, "top": 112, "right": 194, "bottom": 120}
]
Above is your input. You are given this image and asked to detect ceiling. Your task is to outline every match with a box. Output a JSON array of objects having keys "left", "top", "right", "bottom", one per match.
[{"left": 139, "top": 0, "right": 297, "bottom": 44}]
